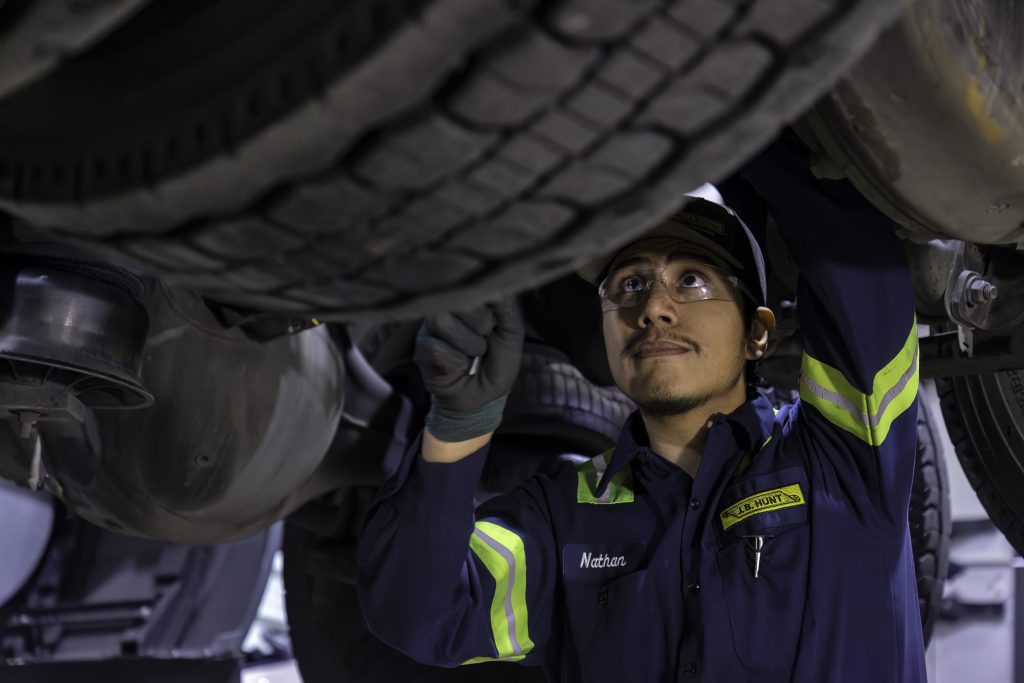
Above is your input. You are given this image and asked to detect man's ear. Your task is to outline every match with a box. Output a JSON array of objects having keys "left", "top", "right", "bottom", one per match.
[{"left": 745, "top": 307, "right": 776, "bottom": 360}]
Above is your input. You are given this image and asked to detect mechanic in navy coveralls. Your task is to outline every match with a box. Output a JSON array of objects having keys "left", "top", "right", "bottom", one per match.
[{"left": 357, "top": 133, "right": 927, "bottom": 682}]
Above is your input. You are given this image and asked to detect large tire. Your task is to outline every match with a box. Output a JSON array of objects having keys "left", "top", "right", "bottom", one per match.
[
  {"left": 0, "top": 0, "right": 152, "bottom": 99},
  {"left": 911, "top": 404, "right": 952, "bottom": 646},
  {"left": 498, "top": 343, "right": 633, "bottom": 448},
  {"left": 0, "top": 0, "right": 909, "bottom": 319},
  {"left": 937, "top": 372, "right": 1024, "bottom": 555}
]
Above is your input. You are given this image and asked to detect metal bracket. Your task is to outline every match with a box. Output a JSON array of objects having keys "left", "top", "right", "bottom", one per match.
[
  {"left": 0, "top": 385, "right": 86, "bottom": 491},
  {"left": 945, "top": 242, "right": 1001, "bottom": 356},
  {"left": 1, "top": 384, "right": 86, "bottom": 425},
  {"left": 958, "top": 325, "right": 976, "bottom": 358},
  {"left": 920, "top": 330, "right": 1024, "bottom": 377}
]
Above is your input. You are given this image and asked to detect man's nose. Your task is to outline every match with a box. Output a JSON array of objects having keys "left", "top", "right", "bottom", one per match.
[{"left": 639, "top": 282, "right": 677, "bottom": 328}]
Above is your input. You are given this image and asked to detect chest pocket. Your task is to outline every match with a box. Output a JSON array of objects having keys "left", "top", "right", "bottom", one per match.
[
  {"left": 713, "top": 466, "right": 815, "bottom": 674},
  {"left": 562, "top": 569, "right": 665, "bottom": 682},
  {"left": 561, "top": 542, "right": 666, "bottom": 682}
]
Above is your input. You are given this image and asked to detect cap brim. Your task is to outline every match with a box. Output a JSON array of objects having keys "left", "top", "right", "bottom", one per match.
[{"left": 576, "top": 225, "right": 744, "bottom": 285}]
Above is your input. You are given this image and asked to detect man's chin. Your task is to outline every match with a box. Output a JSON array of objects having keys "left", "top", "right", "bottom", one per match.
[
  {"left": 633, "top": 392, "right": 709, "bottom": 417},
  {"left": 628, "top": 368, "right": 698, "bottom": 398}
]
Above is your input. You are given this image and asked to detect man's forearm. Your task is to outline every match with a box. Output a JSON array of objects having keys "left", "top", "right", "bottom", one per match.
[{"left": 421, "top": 427, "right": 493, "bottom": 463}]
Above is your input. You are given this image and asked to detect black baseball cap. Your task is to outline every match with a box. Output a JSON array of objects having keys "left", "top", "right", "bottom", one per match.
[{"left": 577, "top": 196, "right": 767, "bottom": 307}]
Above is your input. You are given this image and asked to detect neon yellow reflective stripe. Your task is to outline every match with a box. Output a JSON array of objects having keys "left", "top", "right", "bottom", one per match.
[
  {"left": 732, "top": 434, "right": 773, "bottom": 480},
  {"left": 478, "top": 522, "right": 534, "bottom": 657},
  {"left": 871, "top": 356, "right": 919, "bottom": 446},
  {"left": 606, "top": 467, "right": 635, "bottom": 504},
  {"left": 464, "top": 520, "right": 533, "bottom": 664},
  {"left": 799, "top": 373, "right": 873, "bottom": 443},
  {"left": 576, "top": 458, "right": 601, "bottom": 504},
  {"left": 463, "top": 655, "right": 525, "bottom": 665},
  {"left": 799, "top": 321, "right": 919, "bottom": 446},
  {"left": 576, "top": 449, "right": 634, "bottom": 504}
]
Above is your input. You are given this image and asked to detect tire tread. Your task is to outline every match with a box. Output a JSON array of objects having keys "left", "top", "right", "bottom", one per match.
[{"left": 0, "top": 0, "right": 911, "bottom": 318}]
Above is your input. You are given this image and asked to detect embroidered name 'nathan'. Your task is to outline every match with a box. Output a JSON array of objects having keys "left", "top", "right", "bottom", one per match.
[{"left": 579, "top": 552, "right": 628, "bottom": 569}]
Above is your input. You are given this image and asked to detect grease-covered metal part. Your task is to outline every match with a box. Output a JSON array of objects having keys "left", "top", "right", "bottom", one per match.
[
  {"left": 944, "top": 242, "right": 1024, "bottom": 334},
  {"left": 904, "top": 240, "right": 959, "bottom": 320},
  {"left": 33, "top": 284, "right": 348, "bottom": 544},
  {"left": 799, "top": 0, "right": 1024, "bottom": 246},
  {"left": 0, "top": 259, "right": 152, "bottom": 408}
]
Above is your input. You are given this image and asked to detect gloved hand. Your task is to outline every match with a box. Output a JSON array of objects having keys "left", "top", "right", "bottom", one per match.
[{"left": 414, "top": 298, "right": 524, "bottom": 442}]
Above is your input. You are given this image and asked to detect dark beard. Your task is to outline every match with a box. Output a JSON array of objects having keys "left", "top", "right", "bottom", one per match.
[{"left": 635, "top": 359, "right": 745, "bottom": 417}]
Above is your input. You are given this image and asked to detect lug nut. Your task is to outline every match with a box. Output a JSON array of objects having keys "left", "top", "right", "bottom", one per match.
[{"left": 966, "top": 277, "right": 998, "bottom": 304}]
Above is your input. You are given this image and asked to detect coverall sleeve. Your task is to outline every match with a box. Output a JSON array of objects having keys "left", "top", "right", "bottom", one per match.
[
  {"left": 357, "top": 432, "right": 557, "bottom": 668},
  {"left": 732, "top": 131, "right": 919, "bottom": 528}
]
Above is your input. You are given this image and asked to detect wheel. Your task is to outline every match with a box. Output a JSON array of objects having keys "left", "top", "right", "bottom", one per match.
[
  {"left": 0, "top": 0, "right": 152, "bottom": 99},
  {"left": 497, "top": 342, "right": 633, "bottom": 450},
  {"left": 797, "top": 0, "right": 1024, "bottom": 246},
  {"left": 0, "top": 0, "right": 910, "bottom": 319},
  {"left": 937, "top": 371, "right": 1024, "bottom": 555},
  {"left": 910, "top": 402, "right": 952, "bottom": 646}
]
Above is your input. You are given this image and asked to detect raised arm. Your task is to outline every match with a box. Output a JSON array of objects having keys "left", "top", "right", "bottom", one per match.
[
  {"left": 728, "top": 131, "right": 919, "bottom": 529},
  {"left": 356, "top": 300, "right": 557, "bottom": 667}
]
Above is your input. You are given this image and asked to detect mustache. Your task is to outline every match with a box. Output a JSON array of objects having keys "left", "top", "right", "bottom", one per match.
[{"left": 621, "top": 331, "right": 701, "bottom": 358}]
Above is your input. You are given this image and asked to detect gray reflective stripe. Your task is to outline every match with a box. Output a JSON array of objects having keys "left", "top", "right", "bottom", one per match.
[
  {"left": 872, "top": 352, "right": 919, "bottom": 424},
  {"left": 801, "top": 373, "right": 869, "bottom": 423},
  {"left": 802, "top": 351, "right": 919, "bottom": 429},
  {"left": 472, "top": 527, "right": 521, "bottom": 656},
  {"left": 591, "top": 453, "right": 611, "bottom": 504}
]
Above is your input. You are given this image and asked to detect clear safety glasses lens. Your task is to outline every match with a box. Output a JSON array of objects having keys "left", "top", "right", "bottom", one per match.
[{"left": 598, "top": 263, "right": 741, "bottom": 312}]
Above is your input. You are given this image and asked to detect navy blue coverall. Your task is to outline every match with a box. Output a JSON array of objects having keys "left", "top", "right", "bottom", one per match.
[{"left": 357, "top": 137, "right": 927, "bottom": 682}]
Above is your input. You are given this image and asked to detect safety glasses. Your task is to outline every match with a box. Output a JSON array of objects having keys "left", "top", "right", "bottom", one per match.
[{"left": 598, "top": 261, "right": 748, "bottom": 312}]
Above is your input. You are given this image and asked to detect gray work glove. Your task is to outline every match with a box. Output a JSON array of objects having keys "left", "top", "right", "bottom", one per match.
[{"left": 414, "top": 298, "right": 524, "bottom": 442}]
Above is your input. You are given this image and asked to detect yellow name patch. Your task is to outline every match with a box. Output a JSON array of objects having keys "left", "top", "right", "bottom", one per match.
[{"left": 719, "top": 483, "right": 805, "bottom": 531}]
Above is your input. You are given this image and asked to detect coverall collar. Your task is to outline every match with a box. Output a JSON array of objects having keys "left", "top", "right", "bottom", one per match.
[{"left": 595, "top": 391, "right": 777, "bottom": 496}]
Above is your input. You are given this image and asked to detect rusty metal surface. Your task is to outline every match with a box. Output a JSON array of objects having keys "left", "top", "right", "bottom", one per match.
[{"left": 799, "top": 0, "right": 1024, "bottom": 246}]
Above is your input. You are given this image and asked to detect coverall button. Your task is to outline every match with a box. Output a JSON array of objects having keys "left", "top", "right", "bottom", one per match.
[
  {"left": 683, "top": 661, "right": 698, "bottom": 676},
  {"left": 689, "top": 497, "right": 701, "bottom": 510},
  {"left": 687, "top": 582, "right": 701, "bottom": 594}
]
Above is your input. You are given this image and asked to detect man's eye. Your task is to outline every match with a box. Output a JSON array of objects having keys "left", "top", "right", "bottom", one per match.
[
  {"left": 678, "top": 272, "right": 710, "bottom": 288},
  {"left": 618, "top": 276, "right": 645, "bottom": 292}
]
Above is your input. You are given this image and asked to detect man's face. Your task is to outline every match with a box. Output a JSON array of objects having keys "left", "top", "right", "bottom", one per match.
[{"left": 601, "top": 237, "right": 750, "bottom": 415}]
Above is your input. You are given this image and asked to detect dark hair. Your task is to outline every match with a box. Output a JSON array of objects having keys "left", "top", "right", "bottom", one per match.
[{"left": 740, "top": 296, "right": 755, "bottom": 335}]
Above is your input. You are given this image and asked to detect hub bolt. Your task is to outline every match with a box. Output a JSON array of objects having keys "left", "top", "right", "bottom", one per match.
[{"left": 966, "top": 277, "right": 998, "bottom": 304}]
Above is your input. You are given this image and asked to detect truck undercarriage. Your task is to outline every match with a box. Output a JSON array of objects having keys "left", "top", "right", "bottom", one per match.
[{"left": 1, "top": 0, "right": 1022, "bottom": 680}]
